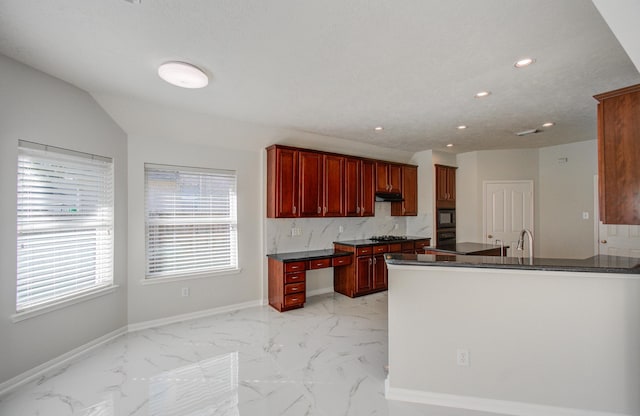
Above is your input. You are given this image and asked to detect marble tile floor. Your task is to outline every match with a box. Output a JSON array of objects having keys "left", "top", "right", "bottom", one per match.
[{"left": 0, "top": 292, "right": 502, "bottom": 416}]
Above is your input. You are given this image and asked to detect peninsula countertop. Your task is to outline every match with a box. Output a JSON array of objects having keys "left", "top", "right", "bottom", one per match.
[
  {"left": 384, "top": 253, "right": 640, "bottom": 275},
  {"left": 428, "top": 242, "right": 509, "bottom": 255}
]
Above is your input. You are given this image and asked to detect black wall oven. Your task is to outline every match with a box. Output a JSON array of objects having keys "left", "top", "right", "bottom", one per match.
[
  {"left": 436, "top": 229, "right": 456, "bottom": 246},
  {"left": 437, "top": 208, "right": 456, "bottom": 229}
]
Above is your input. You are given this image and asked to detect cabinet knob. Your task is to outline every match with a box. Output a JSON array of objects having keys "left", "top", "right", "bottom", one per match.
[{"left": 601, "top": 240, "right": 607, "bottom": 244}]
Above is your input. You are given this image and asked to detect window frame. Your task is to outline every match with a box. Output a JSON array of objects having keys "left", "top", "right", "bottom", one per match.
[
  {"left": 144, "top": 163, "right": 239, "bottom": 281},
  {"left": 15, "top": 140, "right": 115, "bottom": 317}
]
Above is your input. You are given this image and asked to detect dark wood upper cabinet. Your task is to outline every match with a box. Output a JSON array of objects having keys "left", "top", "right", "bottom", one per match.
[
  {"left": 391, "top": 165, "right": 418, "bottom": 216},
  {"left": 299, "top": 150, "right": 323, "bottom": 217},
  {"left": 376, "top": 162, "right": 402, "bottom": 193},
  {"left": 435, "top": 164, "right": 457, "bottom": 208},
  {"left": 360, "top": 160, "right": 376, "bottom": 216},
  {"left": 267, "top": 145, "right": 416, "bottom": 218},
  {"left": 323, "top": 154, "right": 345, "bottom": 216},
  {"left": 594, "top": 83, "right": 640, "bottom": 224},
  {"left": 266, "top": 146, "right": 298, "bottom": 218}
]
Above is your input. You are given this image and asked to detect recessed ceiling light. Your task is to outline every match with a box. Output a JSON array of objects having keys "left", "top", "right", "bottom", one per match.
[
  {"left": 542, "top": 122, "right": 555, "bottom": 127},
  {"left": 457, "top": 125, "right": 467, "bottom": 130},
  {"left": 158, "top": 61, "right": 209, "bottom": 89},
  {"left": 374, "top": 126, "right": 384, "bottom": 131},
  {"left": 514, "top": 57, "right": 535, "bottom": 68},
  {"left": 474, "top": 91, "right": 491, "bottom": 98},
  {"left": 446, "top": 143, "right": 454, "bottom": 148}
]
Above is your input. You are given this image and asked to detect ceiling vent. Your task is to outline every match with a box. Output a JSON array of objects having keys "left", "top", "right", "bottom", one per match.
[{"left": 515, "top": 128, "right": 540, "bottom": 137}]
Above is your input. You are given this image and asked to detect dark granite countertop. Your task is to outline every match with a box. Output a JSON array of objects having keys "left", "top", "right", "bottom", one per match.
[
  {"left": 333, "top": 236, "right": 430, "bottom": 247},
  {"left": 430, "top": 242, "right": 509, "bottom": 254},
  {"left": 267, "top": 249, "right": 352, "bottom": 262},
  {"left": 384, "top": 253, "right": 640, "bottom": 275}
]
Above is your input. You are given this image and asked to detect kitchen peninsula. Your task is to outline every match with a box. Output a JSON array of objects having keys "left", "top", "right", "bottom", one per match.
[{"left": 384, "top": 253, "right": 640, "bottom": 416}]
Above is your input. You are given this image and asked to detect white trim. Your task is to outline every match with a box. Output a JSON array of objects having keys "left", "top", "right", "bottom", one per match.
[
  {"left": 11, "top": 285, "right": 119, "bottom": 323},
  {"left": 127, "top": 299, "right": 262, "bottom": 332},
  {"left": 140, "top": 268, "right": 242, "bottom": 285},
  {"left": 0, "top": 326, "right": 127, "bottom": 398},
  {"left": 385, "top": 382, "right": 630, "bottom": 416}
]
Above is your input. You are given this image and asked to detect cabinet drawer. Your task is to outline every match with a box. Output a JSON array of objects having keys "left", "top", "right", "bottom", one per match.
[
  {"left": 356, "top": 246, "right": 373, "bottom": 256},
  {"left": 373, "top": 244, "right": 387, "bottom": 254},
  {"left": 401, "top": 242, "right": 415, "bottom": 251},
  {"left": 284, "top": 271, "right": 305, "bottom": 283},
  {"left": 308, "top": 258, "right": 331, "bottom": 269},
  {"left": 388, "top": 243, "right": 402, "bottom": 253},
  {"left": 284, "top": 282, "right": 305, "bottom": 295},
  {"left": 284, "top": 293, "right": 305, "bottom": 307},
  {"left": 285, "top": 261, "right": 306, "bottom": 272},
  {"left": 332, "top": 256, "right": 352, "bottom": 267}
]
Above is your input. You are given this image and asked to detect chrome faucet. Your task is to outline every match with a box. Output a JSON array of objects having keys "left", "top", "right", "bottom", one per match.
[{"left": 516, "top": 228, "right": 534, "bottom": 261}]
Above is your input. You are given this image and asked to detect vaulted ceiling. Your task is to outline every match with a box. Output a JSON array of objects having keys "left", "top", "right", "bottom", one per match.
[{"left": 1, "top": 0, "right": 639, "bottom": 153}]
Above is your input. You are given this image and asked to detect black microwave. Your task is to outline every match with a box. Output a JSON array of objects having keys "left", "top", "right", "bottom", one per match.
[{"left": 437, "top": 208, "right": 456, "bottom": 228}]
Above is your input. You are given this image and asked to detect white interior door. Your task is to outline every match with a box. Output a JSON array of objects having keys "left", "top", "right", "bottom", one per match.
[{"left": 484, "top": 181, "right": 534, "bottom": 257}]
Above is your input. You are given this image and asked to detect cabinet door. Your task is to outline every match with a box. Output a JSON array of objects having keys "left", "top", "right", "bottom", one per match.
[
  {"left": 268, "top": 147, "right": 298, "bottom": 218},
  {"left": 299, "top": 151, "right": 323, "bottom": 217},
  {"left": 344, "top": 157, "right": 360, "bottom": 216},
  {"left": 597, "top": 86, "right": 640, "bottom": 224},
  {"left": 372, "top": 254, "right": 387, "bottom": 289},
  {"left": 388, "top": 164, "right": 402, "bottom": 193},
  {"left": 355, "top": 255, "right": 373, "bottom": 294},
  {"left": 375, "top": 162, "right": 390, "bottom": 192},
  {"left": 435, "top": 165, "right": 449, "bottom": 202},
  {"left": 446, "top": 167, "right": 456, "bottom": 203},
  {"left": 392, "top": 165, "right": 417, "bottom": 216},
  {"left": 360, "top": 160, "right": 376, "bottom": 216},
  {"left": 323, "top": 155, "right": 345, "bottom": 216}
]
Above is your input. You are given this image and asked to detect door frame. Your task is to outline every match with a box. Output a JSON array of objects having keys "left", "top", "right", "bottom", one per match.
[{"left": 482, "top": 180, "right": 534, "bottom": 246}]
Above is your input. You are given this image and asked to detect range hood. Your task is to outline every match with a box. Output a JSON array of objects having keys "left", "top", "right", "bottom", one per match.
[{"left": 375, "top": 192, "right": 404, "bottom": 202}]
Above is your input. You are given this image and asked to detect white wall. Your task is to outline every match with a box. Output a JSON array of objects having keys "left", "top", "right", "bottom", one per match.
[
  {"left": 387, "top": 265, "right": 640, "bottom": 415},
  {"left": 0, "top": 55, "right": 128, "bottom": 384},
  {"left": 127, "top": 136, "right": 264, "bottom": 324},
  {"left": 538, "top": 140, "right": 597, "bottom": 258},
  {"left": 456, "top": 143, "right": 597, "bottom": 259}
]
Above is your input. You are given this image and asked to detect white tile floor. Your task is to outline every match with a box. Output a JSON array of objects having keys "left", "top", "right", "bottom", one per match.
[{"left": 0, "top": 292, "right": 502, "bottom": 416}]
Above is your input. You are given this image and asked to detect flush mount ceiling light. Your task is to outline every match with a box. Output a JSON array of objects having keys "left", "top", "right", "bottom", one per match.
[
  {"left": 457, "top": 125, "right": 467, "bottom": 130},
  {"left": 374, "top": 126, "right": 384, "bottom": 131},
  {"left": 446, "top": 143, "right": 454, "bottom": 148},
  {"left": 158, "top": 61, "right": 208, "bottom": 89},
  {"left": 514, "top": 57, "right": 535, "bottom": 68},
  {"left": 474, "top": 91, "right": 491, "bottom": 98},
  {"left": 542, "top": 122, "right": 555, "bottom": 127}
]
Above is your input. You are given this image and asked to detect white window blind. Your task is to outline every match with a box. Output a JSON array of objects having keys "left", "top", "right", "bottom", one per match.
[
  {"left": 145, "top": 164, "right": 238, "bottom": 279},
  {"left": 17, "top": 141, "right": 114, "bottom": 312}
]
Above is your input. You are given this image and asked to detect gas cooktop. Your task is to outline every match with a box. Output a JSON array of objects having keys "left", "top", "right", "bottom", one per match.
[{"left": 369, "top": 235, "right": 408, "bottom": 242}]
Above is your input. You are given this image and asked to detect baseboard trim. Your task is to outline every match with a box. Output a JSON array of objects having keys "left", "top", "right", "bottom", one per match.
[
  {"left": 127, "top": 299, "right": 263, "bottom": 332},
  {"left": 0, "top": 326, "right": 127, "bottom": 398},
  {"left": 384, "top": 381, "right": 630, "bottom": 416},
  {"left": 1, "top": 299, "right": 263, "bottom": 398}
]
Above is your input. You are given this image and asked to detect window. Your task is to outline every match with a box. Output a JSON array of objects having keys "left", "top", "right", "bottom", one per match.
[
  {"left": 145, "top": 164, "right": 238, "bottom": 279},
  {"left": 17, "top": 141, "right": 114, "bottom": 313}
]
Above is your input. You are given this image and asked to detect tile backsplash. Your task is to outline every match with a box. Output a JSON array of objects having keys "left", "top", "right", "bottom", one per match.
[{"left": 265, "top": 203, "right": 432, "bottom": 254}]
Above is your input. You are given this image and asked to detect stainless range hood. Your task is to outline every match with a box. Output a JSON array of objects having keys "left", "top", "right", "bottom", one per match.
[{"left": 375, "top": 192, "right": 404, "bottom": 202}]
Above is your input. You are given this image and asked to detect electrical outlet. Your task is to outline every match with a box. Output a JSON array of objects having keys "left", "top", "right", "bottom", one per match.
[
  {"left": 339, "top": 225, "right": 344, "bottom": 233},
  {"left": 457, "top": 349, "right": 470, "bottom": 367},
  {"left": 393, "top": 223, "right": 399, "bottom": 230},
  {"left": 291, "top": 227, "right": 302, "bottom": 237},
  {"left": 181, "top": 287, "right": 190, "bottom": 297}
]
